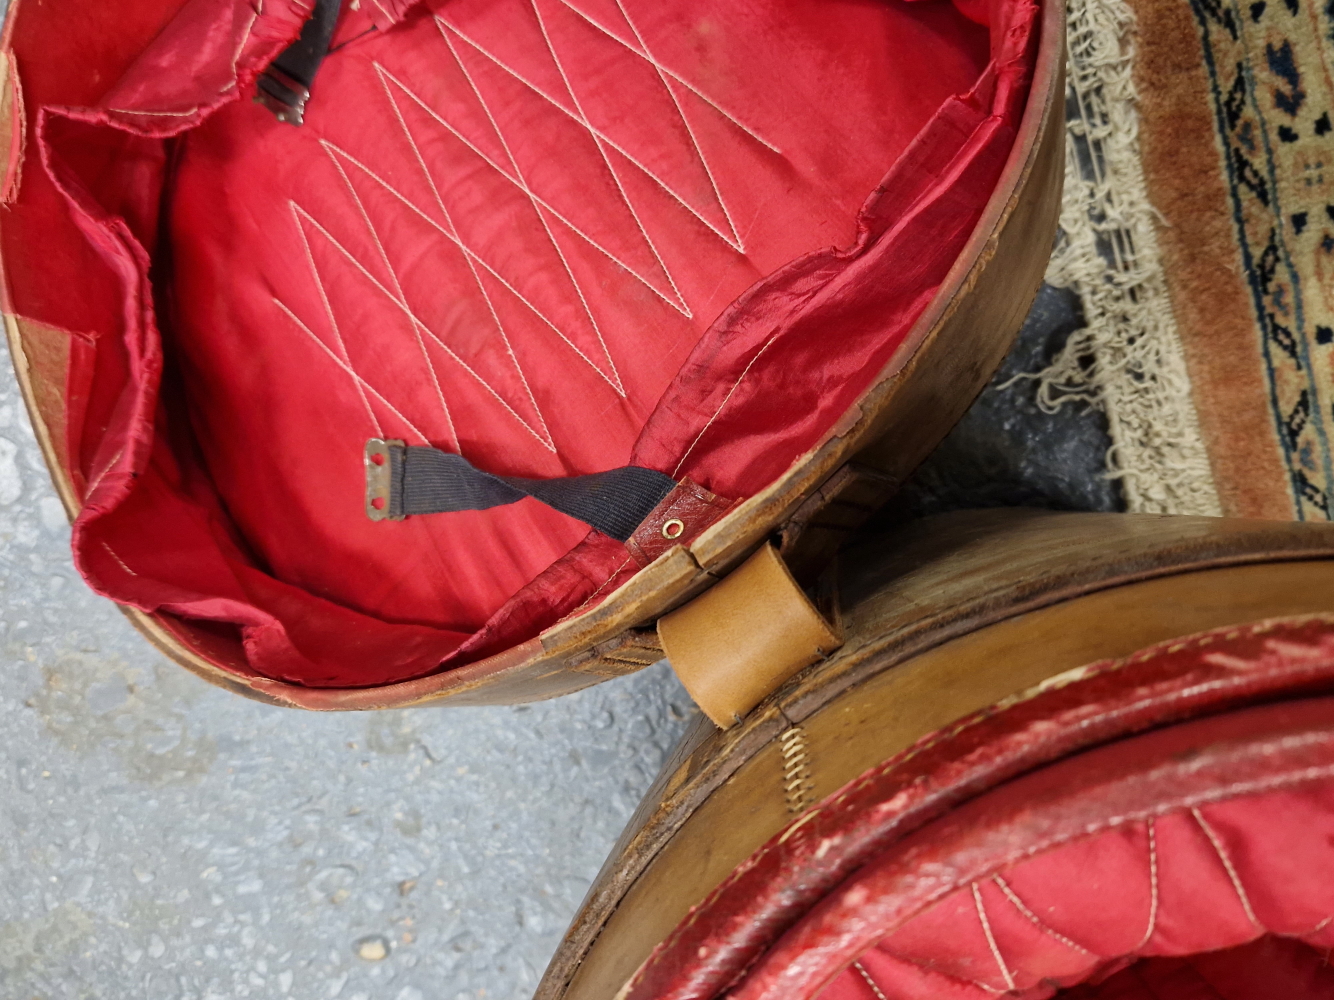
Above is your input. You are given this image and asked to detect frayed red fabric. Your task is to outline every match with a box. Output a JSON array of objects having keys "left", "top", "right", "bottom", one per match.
[{"left": 20, "top": 0, "right": 1037, "bottom": 686}]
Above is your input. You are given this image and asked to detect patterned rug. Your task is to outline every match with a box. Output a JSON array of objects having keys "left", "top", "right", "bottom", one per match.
[{"left": 1037, "top": 0, "right": 1334, "bottom": 520}]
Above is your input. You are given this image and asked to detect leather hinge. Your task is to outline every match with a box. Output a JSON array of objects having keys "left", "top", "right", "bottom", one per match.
[{"left": 657, "top": 544, "right": 842, "bottom": 729}]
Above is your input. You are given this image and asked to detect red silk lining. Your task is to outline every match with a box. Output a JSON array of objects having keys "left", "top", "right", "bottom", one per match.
[{"left": 11, "top": 0, "right": 1037, "bottom": 686}]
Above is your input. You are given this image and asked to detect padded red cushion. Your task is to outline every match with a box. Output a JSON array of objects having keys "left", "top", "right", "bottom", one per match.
[
  {"left": 822, "top": 785, "right": 1334, "bottom": 1000},
  {"left": 1060, "top": 937, "right": 1334, "bottom": 1000},
  {"left": 14, "top": 0, "right": 1037, "bottom": 685}
]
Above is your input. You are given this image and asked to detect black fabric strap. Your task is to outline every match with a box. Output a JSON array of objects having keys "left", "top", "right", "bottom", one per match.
[
  {"left": 255, "top": 0, "right": 343, "bottom": 125},
  {"left": 381, "top": 444, "right": 677, "bottom": 543}
]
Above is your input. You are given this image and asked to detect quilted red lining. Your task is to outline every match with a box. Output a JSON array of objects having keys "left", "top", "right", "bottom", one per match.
[
  {"left": 10, "top": 0, "right": 1038, "bottom": 686},
  {"left": 822, "top": 789, "right": 1334, "bottom": 1000}
]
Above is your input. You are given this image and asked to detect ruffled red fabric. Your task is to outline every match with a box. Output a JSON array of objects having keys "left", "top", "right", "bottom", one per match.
[{"left": 16, "top": 0, "right": 1037, "bottom": 686}]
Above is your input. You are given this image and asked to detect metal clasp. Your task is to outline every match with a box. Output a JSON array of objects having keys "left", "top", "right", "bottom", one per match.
[
  {"left": 365, "top": 439, "right": 405, "bottom": 522},
  {"left": 254, "top": 66, "right": 311, "bottom": 126}
]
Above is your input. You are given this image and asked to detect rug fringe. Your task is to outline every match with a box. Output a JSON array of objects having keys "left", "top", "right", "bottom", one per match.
[{"left": 1028, "top": 0, "right": 1221, "bottom": 516}]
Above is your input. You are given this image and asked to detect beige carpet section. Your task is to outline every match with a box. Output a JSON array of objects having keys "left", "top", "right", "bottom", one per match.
[
  {"left": 1136, "top": 0, "right": 1334, "bottom": 521},
  {"left": 1038, "top": 0, "right": 1222, "bottom": 517},
  {"left": 1039, "top": 0, "right": 1334, "bottom": 521}
]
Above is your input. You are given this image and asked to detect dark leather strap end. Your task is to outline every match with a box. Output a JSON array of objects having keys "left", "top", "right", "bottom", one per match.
[{"left": 255, "top": 0, "right": 343, "bottom": 126}]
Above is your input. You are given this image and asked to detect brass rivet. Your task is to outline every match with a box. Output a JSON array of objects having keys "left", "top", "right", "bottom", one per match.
[{"left": 661, "top": 518, "right": 686, "bottom": 540}]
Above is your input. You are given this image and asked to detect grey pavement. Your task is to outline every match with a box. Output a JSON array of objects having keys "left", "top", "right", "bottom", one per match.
[{"left": 0, "top": 340, "right": 695, "bottom": 1000}]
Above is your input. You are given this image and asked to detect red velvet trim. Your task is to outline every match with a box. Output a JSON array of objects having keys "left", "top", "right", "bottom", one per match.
[
  {"left": 620, "top": 616, "right": 1334, "bottom": 1000},
  {"left": 9, "top": 0, "right": 1038, "bottom": 686}
]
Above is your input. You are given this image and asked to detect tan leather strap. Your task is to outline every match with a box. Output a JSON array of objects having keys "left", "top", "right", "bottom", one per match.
[{"left": 658, "top": 544, "right": 841, "bottom": 728}]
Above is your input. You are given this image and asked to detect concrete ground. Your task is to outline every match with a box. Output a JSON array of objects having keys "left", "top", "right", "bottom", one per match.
[{"left": 0, "top": 353, "right": 696, "bottom": 999}]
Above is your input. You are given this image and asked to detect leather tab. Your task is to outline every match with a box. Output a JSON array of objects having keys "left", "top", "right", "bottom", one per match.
[
  {"left": 658, "top": 544, "right": 841, "bottom": 728},
  {"left": 626, "top": 478, "right": 737, "bottom": 567}
]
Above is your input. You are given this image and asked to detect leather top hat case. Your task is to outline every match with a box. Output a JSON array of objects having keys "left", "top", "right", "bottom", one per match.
[
  {"left": 8, "top": 1, "right": 1334, "bottom": 998},
  {"left": 0, "top": 0, "right": 1063, "bottom": 710}
]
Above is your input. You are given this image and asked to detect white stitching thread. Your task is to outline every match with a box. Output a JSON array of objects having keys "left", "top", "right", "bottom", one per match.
[
  {"left": 322, "top": 134, "right": 623, "bottom": 402},
  {"left": 992, "top": 875, "right": 1094, "bottom": 956},
  {"left": 878, "top": 950, "right": 1006, "bottom": 994},
  {"left": 972, "top": 882, "right": 1016, "bottom": 991},
  {"left": 391, "top": 34, "right": 694, "bottom": 320},
  {"left": 272, "top": 298, "right": 432, "bottom": 443},
  {"left": 323, "top": 145, "right": 459, "bottom": 452},
  {"left": 611, "top": 0, "right": 743, "bottom": 251},
  {"left": 852, "top": 961, "right": 889, "bottom": 1000},
  {"left": 572, "top": 557, "right": 634, "bottom": 614},
  {"left": 84, "top": 447, "right": 126, "bottom": 499},
  {"left": 438, "top": 11, "right": 743, "bottom": 254},
  {"left": 102, "top": 543, "right": 138, "bottom": 577},
  {"left": 289, "top": 202, "right": 558, "bottom": 452},
  {"left": 672, "top": 330, "right": 781, "bottom": 476},
  {"left": 370, "top": 64, "right": 657, "bottom": 396},
  {"left": 107, "top": 107, "right": 199, "bottom": 117},
  {"left": 289, "top": 202, "right": 384, "bottom": 437},
  {"left": 1192, "top": 807, "right": 1262, "bottom": 928},
  {"left": 527, "top": 0, "right": 700, "bottom": 331},
  {"left": 1135, "top": 819, "right": 1160, "bottom": 949},
  {"left": 555, "top": 0, "right": 780, "bottom": 153},
  {"left": 372, "top": 68, "right": 557, "bottom": 447},
  {"left": 437, "top": 25, "right": 626, "bottom": 397},
  {"left": 218, "top": 5, "right": 261, "bottom": 93}
]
